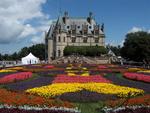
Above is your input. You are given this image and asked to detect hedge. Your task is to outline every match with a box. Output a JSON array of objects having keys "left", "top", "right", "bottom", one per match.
[{"left": 64, "top": 46, "right": 107, "bottom": 56}]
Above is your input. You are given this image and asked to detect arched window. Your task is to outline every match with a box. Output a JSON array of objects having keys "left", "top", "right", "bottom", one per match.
[
  {"left": 58, "top": 36, "right": 61, "bottom": 42},
  {"left": 64, "top": 37, "right": 65, "bottom": 42}
]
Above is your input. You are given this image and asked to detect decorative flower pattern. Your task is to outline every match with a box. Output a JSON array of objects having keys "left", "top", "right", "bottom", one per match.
[
  {"left": 0, "top": 72, "right": 32, "bottom": 84},
  {"left": 26, "top": 83, "right": 144, "bottom": 98},
  {"left": 124, "top": 72, "right": 150, "bottom": 83}
]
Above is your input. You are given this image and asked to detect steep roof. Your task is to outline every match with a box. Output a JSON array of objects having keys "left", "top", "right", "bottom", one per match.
[{"left": 47, "top": 14, "right": 104, "bottom": 38}]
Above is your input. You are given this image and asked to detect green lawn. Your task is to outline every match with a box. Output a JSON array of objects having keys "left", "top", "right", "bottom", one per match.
[{"left": 75, "top": 102, "right": 105, "bottom": 113}]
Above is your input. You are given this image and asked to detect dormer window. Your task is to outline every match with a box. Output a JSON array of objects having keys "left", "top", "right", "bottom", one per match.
[
  {"left": 68, "top": 30, "right": 71, "bottom": 34},
  {"left": 80, "top": 31, "right": 82, "bottom": 35},
  {"left": 89, "top": 26, "right": 92, "bottom": 29}
]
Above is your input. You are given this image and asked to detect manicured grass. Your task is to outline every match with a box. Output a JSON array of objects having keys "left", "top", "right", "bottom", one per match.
[{"left": 75, "top": 102, "right": 105, "bottom": 113}]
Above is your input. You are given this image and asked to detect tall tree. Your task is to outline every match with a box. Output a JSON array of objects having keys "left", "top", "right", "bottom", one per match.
[
  {"left": 121, "top": 31, "right": 150, "bottom": 62},
  {"left": 18, "top": 47, "right": 29, "bottom": 59},
  {"left": 11, "top": 52, "right": 18, "bottom": 60},
  {"left": 29, "top": 44, "right": 45, "bottom": 60},
  {"left": 0, "top": 53, "right": 2, "bottom": 60}
]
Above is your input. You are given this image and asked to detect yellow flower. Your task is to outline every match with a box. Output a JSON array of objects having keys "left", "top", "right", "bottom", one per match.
[
  {"left": 26, "top": 83, "right": 144, "bottom": 98},
  {"left": 128, "top": 68, "right": 145, "bottom": 72},
  {"left": 0, "top": 69, "right": 16, "bottom": 73},
  {"left": 138, "top": 70, "right": 150, "bottom": 73},
  {"left": 82, "top": 67, "right": 87, "bottom": 70},
  {"left": 66, "top": 67, "right": 72, "bottom": 70},
  {"left": 81, "top": 72, "right": 89, "bottom": 76},
  {"left": 7, "top": 67, "right": 24, "bottom": 70},
  {"left": 68, "top": 73, "right": 76, "bottom": 76}
]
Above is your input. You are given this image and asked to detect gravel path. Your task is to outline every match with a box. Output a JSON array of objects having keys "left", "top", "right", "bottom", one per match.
[{"left": 105, "top": 74, "right": 150, "bottom": 93}]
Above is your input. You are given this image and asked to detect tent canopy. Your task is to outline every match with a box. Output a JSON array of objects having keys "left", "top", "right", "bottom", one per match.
[{"left": 21, "top": 53, "right": 39, "bottom": 64}]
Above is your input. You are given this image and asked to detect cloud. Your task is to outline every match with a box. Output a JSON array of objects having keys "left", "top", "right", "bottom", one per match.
[
  {"left": 119, "top": 39, "right": 125, "bottom": 47},
  {"left": 0, "top": 0, "right": 49, "bottom": 44},
  {"left": 128, "top": 27, "right": 143, "bottom": 33},
  {"left": 31, "top": 33, "right": 45, "bottom": 44},
  {"left": 19, "top": 24, "right": 37, "bottom": 38},
  {"left": 0, "top": 18, "right": 24, "bottom": 43}
]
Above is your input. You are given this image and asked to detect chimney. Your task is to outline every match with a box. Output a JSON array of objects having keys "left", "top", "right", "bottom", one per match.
[
  {"left": 63, "top": 11, "right": 68, "bottom": 24},
  {"left": 87, "top": 12, "right": 93, "bottom": 24}
]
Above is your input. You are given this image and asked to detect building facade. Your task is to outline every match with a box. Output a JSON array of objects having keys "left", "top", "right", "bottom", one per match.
[{"left": 45, "top": 12, "right": 105, "bottom": 62}]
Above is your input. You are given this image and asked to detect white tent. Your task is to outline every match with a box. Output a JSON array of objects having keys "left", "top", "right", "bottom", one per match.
[
  {"left": 21, "top": 53, "right": 40, "bottom": 65},
  {"left": 108, "top": 50, "right": 116, "bottom": 57}
]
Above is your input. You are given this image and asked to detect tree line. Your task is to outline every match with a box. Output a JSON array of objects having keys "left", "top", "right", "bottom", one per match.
[
  {"left": 0, "top": 31, "right": 150, "bottom": 63},
  {"left": 0, "top": 44, "right": 45, "bottom": 61}
]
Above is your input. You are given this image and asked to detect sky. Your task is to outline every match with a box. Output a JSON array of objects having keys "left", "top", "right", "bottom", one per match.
[{"left": 0, "top": 0, "right": 150, "bottom": 54}]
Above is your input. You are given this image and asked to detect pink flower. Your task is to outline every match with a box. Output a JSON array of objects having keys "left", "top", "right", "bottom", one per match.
[
  {"left": 0, "top": 72, "right": 32, "bottom": 84},
  {"left": 124, "top": 72, "right": 150, "bottom": 83},
  {"left": 52, "top": 75, "right": 111, "bottom": 83},
  {"left": 97, "top": 65, "right": 108, "bottom": 69},
  {"left": 44, "top": 65, "right": 55, "bottom": 69}
]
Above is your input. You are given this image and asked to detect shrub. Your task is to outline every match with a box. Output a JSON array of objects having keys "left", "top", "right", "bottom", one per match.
[{"left": 64, "top": 46, "right": 107, "bottom": 56}]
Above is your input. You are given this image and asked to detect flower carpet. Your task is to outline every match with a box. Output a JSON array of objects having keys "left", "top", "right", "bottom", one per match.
[
  {"left": 0, "top": 64, "right": 149, "bottom": 113},
  {"left": 124, "top": 72, "right": 150, "bottom": 83}
]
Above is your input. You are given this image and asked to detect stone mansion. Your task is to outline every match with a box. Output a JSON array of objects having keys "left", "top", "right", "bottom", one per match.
[{"left": 45, "top": 12, "right": 105, "bottom": 62}]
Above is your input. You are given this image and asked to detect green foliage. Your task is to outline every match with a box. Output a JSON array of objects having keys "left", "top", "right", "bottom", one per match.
[
  {"left": 75, "top": 102, "right": 105, "bottom": 113},
  {"left": 18, "top": 44, "right": 45, "bottom": 60},
  {"left": 121, "top": 31, "right": 150, "bottom": 62},
  {"left": 0, "top": 43, "right": 45, "bottom": 61},
  {"left": 64, "top": 46, "right": 107, "bottom": 56}
]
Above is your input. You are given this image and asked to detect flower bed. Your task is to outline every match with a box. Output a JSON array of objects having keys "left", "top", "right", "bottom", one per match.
[
  {"left": 26, "top": 83, "right": 144, "bottom": 98},
  {"left": 7, "top": 66, "right": 24, "bottom": 71},
  {"left": 106, "top": 94, "right": 150, "bottom": 108},
  {"left": 127, "top": 68, "right": 145, "bottom": 72},
  {"left": 52, "top": 75, "right": 111, "bottom": 83},
  {"left": 0, "top": 72, "right": 32, "bottom": 84},
  {"left": 65, "top": 64, "right": 90, "bottom": 76},
  {"left": 0, "top": 88, "right": 73, "bottom": 108},
  {"left": 59, "top": 90, "right": 117, "bottom": 102},
  {"left": 103, "top": 106, "right": 150, "bottom": 113},
  {"left": 0, "top": 69, "right": 17, "bottom": 73},
  {"left": 38, "top": 70, "right": 65, "bottom": 77},
  {"left": 138, "top": 70, "right": 150, "bottom": 74},
  {"left": 123, "top": 72, "right": 150, "bottom": 83},
  {"left": 0, "top": 108, "right": 79, "bottom": 113},
  {"left": 44, "top": 65, "right": 55, "bottom": 69},
  {"left": 21, "top": 68, "right": 64, "bottom": 73},
  {"left": 97, "top": 65, "right": 108, "bottom": 69},
  {"left": 4, "top": 76, "right": 55, "bottom": 91}
]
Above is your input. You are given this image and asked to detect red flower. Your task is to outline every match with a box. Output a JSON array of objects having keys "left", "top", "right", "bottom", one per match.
[
  {"left": 124, "top": 72, "right": 150, "bottom": 83},
  {"left": 0, "top": 72, "right": 32, "bottom": 84},
  {"left": 52, "top": 75, "right": 111, "bottom": 83}
]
